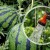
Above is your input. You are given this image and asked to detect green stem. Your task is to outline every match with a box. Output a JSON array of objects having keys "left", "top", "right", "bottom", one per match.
[
  {"left": 31, "top": 0, "right": 34, "bottom": 8},
  {"left": 35, "top": 9, "right": 37, "bottom": 27}
]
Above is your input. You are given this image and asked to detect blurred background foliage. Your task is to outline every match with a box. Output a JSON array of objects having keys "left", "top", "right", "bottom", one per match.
[
  {"left": 0, "top": 0, "right": 50, "bottom": 48},
  {"left": 0, "top": 0, "right": 50, "bottom": 38},
  {"left": 0, "top": 0, "right": 50, "bottom": 9}
]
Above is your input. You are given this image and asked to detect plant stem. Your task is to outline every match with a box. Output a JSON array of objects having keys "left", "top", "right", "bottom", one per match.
[
  {"left": 31, "top": 0, "right": 34, "bottom": 8},
  {"left": 35, "top": 9, "right": 37, "bottom": 27}
]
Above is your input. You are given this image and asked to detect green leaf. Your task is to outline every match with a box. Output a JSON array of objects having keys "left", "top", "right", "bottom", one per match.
[
  {"left": 43, "top": 0, "right": 48, "bottom": 3},
  {"left": 17, "top": 0, "right": 25, "bottom": 5}
]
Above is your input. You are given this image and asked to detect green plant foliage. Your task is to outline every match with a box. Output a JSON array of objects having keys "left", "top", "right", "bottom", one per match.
[
  {"left": 25, "top": 27, "right": 34, "bottom": 37},
  {"left": 17, "top": 0, "right": 25, "bottom": 6},
  {"left": 0, "top": 0, "right": 50, "bottom": 50}
]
